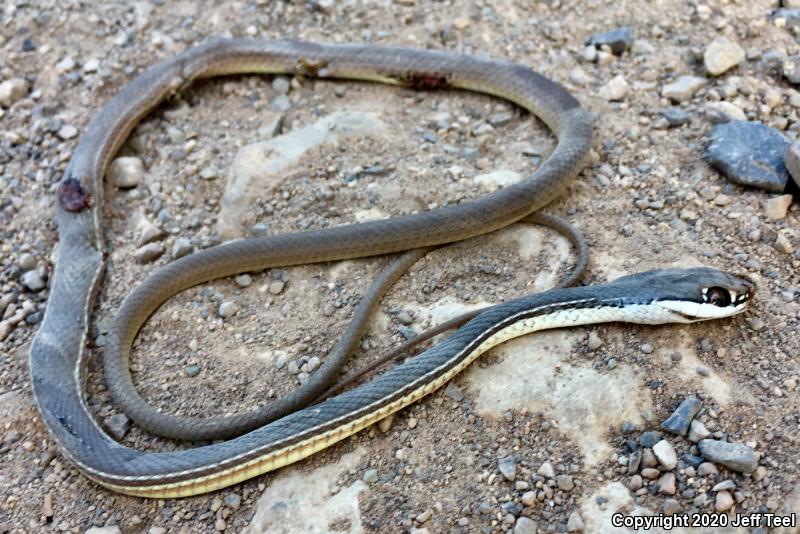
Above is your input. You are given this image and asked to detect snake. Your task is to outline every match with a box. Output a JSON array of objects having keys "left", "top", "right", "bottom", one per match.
[{"left": 27, "top": 38, "right": 754, "bottom": 498}]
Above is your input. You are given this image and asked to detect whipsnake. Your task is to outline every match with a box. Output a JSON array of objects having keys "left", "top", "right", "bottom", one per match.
[{"left": 28, "top": 38, "right": 754, "bottom": 498}]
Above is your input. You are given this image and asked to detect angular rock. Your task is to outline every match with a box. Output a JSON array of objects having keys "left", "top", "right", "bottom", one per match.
[
  {"left": 705, "top": 121, "right": 789, "bottom": 192},
  {"left": 639, "top": 431, "right": 662, "bottom": 448},
  {"left": 661, "top": 107, "right": 690, "bottom": 127},
  {"left": 653, "top": 440, "right": 678, "bottom": 470},
  {"left": 498, "top": 456, "right": 517, "bottom": 481},
  {"left": 660, "top": 397, "right": 702, "bottom": 435},
  {"left": 109, "top": 157, "right": 144, "bottom": 188},
  {"left": 764, "top": 195, "right": 793, "bottom": 220},
  {"left": 21, "top": 270, "right": 46, "bottom": 291},
  {"left": 586, "top": 27, "right": 634, "bottom": 55},
  {"left": 657, "top": 472, "right": 676, "bottom": 495},
  {"left": 567, "top": 511, "right": 584, "bottom": 532},
  {"left": 133, "top": 243, "right": 164, "bottom": 263},
  {"left": 783, "top": 55, "right": 800, "bottom": 84},
  {"left": 598, "top": 75, "right": 628, "bottom": 101},
  {"left": 514, "top": 517, "right": 537, "bottom": 534},
  {"left": 0, "top": 78, "right": 29, "bottom": 107},
  {"left": 688, "top": 420, "right": 711, "bottom": 442},
  {"left": 662, "top": 76, "right": 707, "bottom": 102},
  {"left": 698, "top": 439, "right": 758, "bottom": 473},
  {"left": 784, "top": 143, "right": 800, "bottom": 189},
  {"left": 704, "top": 37, "right": 745, "bottom": 76}
]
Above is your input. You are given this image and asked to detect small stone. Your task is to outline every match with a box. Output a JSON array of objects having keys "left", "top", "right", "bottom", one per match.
[
  {"left": 268, "top": 280, "right": 285, "bottom": 295},
  {"left": 662, "top": 76, "right": 707, "bottom": 102},
  {"left": 657, "top": 472, "right": 676, "bottom": 495},
  {"left": 598, "top": 75, "right": 628, "bottom": 101},
  {"left": 363, "top": 468, "right": 378, "bottom": 483},
  {"left": 566, "top": 511, "right": 584, "bottom": 532},
  {"left": 785, "top": 143, "right": 800, "bottom": 189},
  {"left": 104, "top": 413, "right": 131, "bottom": 440},
  {"left": 185, "top": 365, "right": 201, "bottom": 377},
  {"left": 83, "top": 58, "right": 100, "bottom": 72},
  {"left": 660, "top": 397, "right": 702, "bottom": 435},
  {"left": 688, "top": 420, "right": 711, "bottom": 442},
  {"left": 712, "top": 479, "right": 736, "bottom": 492},
  {"left": 627, "top": 450, "right": 642, "bottom": 474},
  {"left": 0, "top": 78, "right": 29, "bottom": 107},
  {"left": 223, "top": 493, "right": 241, "bottom": 510},
  {"left": 586, "top": 332, "right": 603, "bottom": 350},
  {"left": 489, "top": 112, "right": 514, "bottom": 127},
  {"left": 628, "top": 475, "right": 642, "bottom": 491},
  {"left": 172, "top": 238, "right": 193, "bottom": 259},
  {"left": 653, "top": 440, "right": 678, "bottom": 470},
  {"left": 698, "top": 439, "right": 757, "bottom": 473},
  {"left": 697, "top": 462, "right": 719, "bottom": 476},
  {"left": 219, "top": 301, "right": 239, "bottom": 319},
  {"left": 752, "top": 466, "right": 767, "bottom": 482},
  {"left": 775, "top": 232, "right": 794, "bottom": 254},
  {"left": 537, "top": 461, "right": 555, "bottom": 478},
  {"left": 639, "top": 431, "right": 662, "bottom": 448},
  {"left": 715, "top": 490, "right": 734, "bottom": 512},
  {"left": 556, "top": 474, "right": 574, "bottom": 491},
  {"left": 235, "top": 274, "right": 253, "bottom": 287},
  {"left": 782, "top": 55, "right": 800, "bottom": 84},
  {"left": 21, "top": 270, "right": 46, "bottom": 291},
  {"left": 109, "top": 157, "right": 144, "bottom": 188},
  {"left": 569, "top": 66, "right": 594, "bottom": 86},
  {"left": 661, "top": 107, "right": 690, "bottom": 127},
  {"left": 764, "top": 195, "right": 793, "bottom": 220},
  {"left": 640, "top": 468, "right": 660, "bottom": 480},
  {"left": 443, "top": 382, "right": 464, "bottom": 401},
  {"left": 271, "top": 94, "right": 291, "bottom": 112},
  {"left": 704, "top": 37, "right": 745, "bottom": 76},
  {"left": 54, "top": 56, "right": 76, "bottom": 73},
  {"left": 199, "top": 166, "right": 218, "bottom": 180},
  {"left": 138, "top": 223, "right": 164, "bottom": 247},
  {"left": 133, "top": 243, "right": 164, "bottom": 263},
  {"left": 662, "top": 498, "right": 680, "bottom": 515},
  {"left": 706, "top": 121, "right": 789, "bottom": 192},
  {"left": 513, "top": 517, "right": 537, "bottom": 534},
  {"left": 705, "top": 102, "right": 746, "bottom": 123},
  {"left": 586, "top": 27, "right": 634, "bottom": 55},
  {"left": 57, "top": 125, "right": 78, "bottom": 140},
  {"left": 498, "top": 456, "right": 517, "bottom": 481},
  {"left": 378, "top": 415, "right": 393, "bottom": 433},
  {"left": 271, "top": 77, "right": 290, "bottom": 95}
]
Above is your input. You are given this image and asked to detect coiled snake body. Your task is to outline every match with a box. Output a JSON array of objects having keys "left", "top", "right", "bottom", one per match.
[{"left": 29, "top": 39, "right": 752, "bottom": 498}]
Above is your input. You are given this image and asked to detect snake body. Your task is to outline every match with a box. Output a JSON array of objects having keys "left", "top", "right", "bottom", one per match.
[{"left": 28, "top": 39, "right": 752, "bottom": 498}]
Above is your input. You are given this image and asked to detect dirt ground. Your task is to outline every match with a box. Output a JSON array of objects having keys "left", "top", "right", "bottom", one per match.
[{"left": 1, "top": 1, "right": 799, "bottom": 533}]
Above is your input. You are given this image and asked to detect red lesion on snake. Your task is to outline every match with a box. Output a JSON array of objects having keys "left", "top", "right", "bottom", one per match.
[
  {"left": 396, "top": 71, "right": 451, "bottom": 90},
  {"left": 58, "top": 177, "right": 90, "bottom": 212}
]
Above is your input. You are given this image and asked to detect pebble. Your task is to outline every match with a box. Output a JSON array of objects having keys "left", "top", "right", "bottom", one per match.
[
  {"left": 660, "top": 397, "right": 702, "bottom": 435},
  {"left": 537, "top": 461, "right": 555, "bottom": 478},
  {"left": 639, "top": 431, "right": 662, "bottom": 448},
  {"left": 712, "top": 479, "right": 736, "bottom": 492},
  {"left": 268, "top": 280, "right": 285, "bottom": 295},
  {"left": 172, "top": 238, "right": 193, "bottom": 259},
  {"left": 109, "top": 157, "right": 144, "bottom": 188},
  {"left": 783, "top": 143, "right": 800, "bottom": 189},
  {"left": 443, "top": 382, "right": 464, "bottom": 401},
  {"left": 698, "top": 439, "right": 757, "bottom": 473},
  {"left": 782, "top": 56, "right": 800, "bottom": 84},
  {"left": 219, "top": 301, "right": 239, "bottom": 319},
  {"left": 661, "top": 107, "right": 690, "bottom": 127},
  {"left": 185, "top": 365, "right": 201, "bottom": 377},
  {"left": 0, "top": 78, "right": 29, "bottom": 107},
  {"left": 688, "top": 420, "right": 711, "bottom": 442},
  {"left": 653, "top": 440, "right": 678, "bottom": 470},
  {"left": 662, "top": 76, "right": 707, "bottom": 102},
  {"left": 138, "top": 222, "right": 164, "bottom": 247},
  {"left": 704, "top": 37, "right": 745, "bottom": 75},
  {"left": 598, "top": 75, "right": 628, "bottom": 101},
  {"left": 133, "top": 243, "right": 164, "bottom": 263},
  {"left": 271, "top": 77, "right": 290, "bottom": 95},
  {"left": 775, "top": 232, "right": 794, "bottom": 254},
  {"left": 586, "top": 332, "right": 603, "bottom": 350},
  {"left": 85, "top": 528, "right": 121, "bottom": 534},
  {"left": 363, "top": 468, "right": 378, "bottom": 483},
  {"left": 764, "top": 195, "right": 793, "bottom": 220},
  {"left": 21, "top": 270, "right": 46, "bottom": 291},
  {"left": 489, "top": 112, "right": 513, "bottom": 127},
  {"left": 556, "top": 474, "right": 574, "bottom": 491},
  {"left": 513, "top": 517, "right": 537, "bottom": 534},
  {"left": 586, "top": 27, "right": 634, "bottom": 55},
  {"left": 627, "top": 450, "right": 642, "bottom": 474},
  {"left": 715, "top": 490, "right": 734, "bottom": 512},
  {"left": 271, "top": 94, "right": 291, "bottom": 112},
  {"left": 697, "top": 462, "right": 718, "bottom": 476},
  {"left": 640, "top": 467, "right": 660, "bottom": 480},
  {"left": 234, "top": 274, "right": 252, "bottom": 287},
  {"left": 566, "top": 511, "right": 584, "bottom": 532},
  {"left": 224, "top": 493, "right": 241, "bottom": 509},
  {"left": 57, "top": 125, "right": 78, "bottom": 140},
  {"left": 662, "top": 498, "right": 680, "bottom": 515},
  {"left": 704, "top": 102, "right": 746, "bottom": 123},
  {"left": 705, "top": 121, "right": 789, "bottom": 192},
  {"left": 569, "top": 66, "right": 594, "bottom": 86},
  {"left": 199, "top": 166, "right": 219, "bottom": 180},
  {"left": 104, "top": 413, "right": 131, "bottom": 440},
  {"left": 498, "top": 456, "right": 517, "bottom": 481},
  {"left": 657, "top": 472, "right": 676, "bottom": 495}
]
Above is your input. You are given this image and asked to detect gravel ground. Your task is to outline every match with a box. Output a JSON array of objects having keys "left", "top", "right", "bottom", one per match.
[{"left": 1, "top": 1, "right": 799, "bottom": 533}]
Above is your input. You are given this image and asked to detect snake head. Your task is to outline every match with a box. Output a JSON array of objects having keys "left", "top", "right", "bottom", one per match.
[{"left": 611, "top": 267, "right": 755, "bottom": 323}]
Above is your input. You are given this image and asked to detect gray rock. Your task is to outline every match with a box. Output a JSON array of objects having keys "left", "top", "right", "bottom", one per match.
[
  {"left": 57, "top": 125, "right": 78, "bottom": 140},
  {"left": 271, "top": 94, "right": 291, "bottom": 112},
  {"left": 783, "top": 55, "right": 800, "bottom": 84},
  {"left": 653, "top": 440, "right": 678, "bottom": 470},
  {"left": 639, "top": 431, "right": 662, "bottom": 448},
  {"left": 586, "top": 27, "right": 634, "bottom": 55},
  {"left": 566, "top": 511, "right": 584, "bottom": 532},
  {"left": 104, "top": 413, "right": 131, "bottom": 440},
  {"left": 498, "top": 456, "right": 517, "bottom": 481},
  {"left": 705, "top": 121, "right": 789, "bottom": 192},
  {"left": 444, "top": 382, "right": 464, "bottom": 401},
  {"left": 21, "top": 270, "right": 46, "bottom": 291},
  {"left": 662, "top": 76, "right": 707, "bottom": 102},
  {"left": 234, "top": 274, "right": 252, "bottom": 287},
  {"left": 172, "top": 237, "right": 193, "bottom": 259},
  {"left": 514, "top": 517, "right": 537, "bottom": 534},
  {"left": 660, "top": 397, "right": 702, "bottom": 435},
  {"left": 219, "top": 301, "right": 239, "bottom": 319},
  {"left": 704, "top": 101, "right": 746, "bottom": 123},
  {"left": 363, "top": 468, "right": 378, "bottom": 483},
  {"left": 271, "top": 77, "right": 290, "bottom": 95},
  {"left": 661, "top": 107, "right": 690, "bottom": 127},
  {"left": 109, "top": 157, "right": 144, "bottom": 188},
  {"left": 598, "top": 75, "right": 628, "bottom": 101},
  {"left": 185, "top": 365, "right": 201, "bottom": 377},
  {"left": 133, "top": 243, "right": 164, "bottom": 263},
  {"left": 556, "top": 474, "right": 574, "bottom": 491},
  {"left": 688, "top": 419, "right": 711, "bottom": 442},
  {"left": 698, "top": 439, "right": 758, "bottom": 473},
  {"left": 784, "top": 143, "right": 800, "bottom": 189},
  {"left": 657, "top": 472, "right": 676, "bottom": 495}
]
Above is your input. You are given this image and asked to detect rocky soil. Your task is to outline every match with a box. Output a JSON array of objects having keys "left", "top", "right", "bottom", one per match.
[{"left": 0, "top": 1, "right": 798, "bottom": 533}]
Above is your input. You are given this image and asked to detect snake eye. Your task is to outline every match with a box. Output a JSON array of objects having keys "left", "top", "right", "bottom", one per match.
[{"left": 706, "top": 287, "right": 731, "bottom": 307}]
